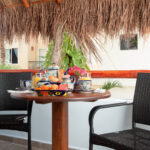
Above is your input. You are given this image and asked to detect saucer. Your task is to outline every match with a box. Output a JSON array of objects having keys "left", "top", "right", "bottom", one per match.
[{"left": 73, "top": 89, "right": 94, "bottom": 93}]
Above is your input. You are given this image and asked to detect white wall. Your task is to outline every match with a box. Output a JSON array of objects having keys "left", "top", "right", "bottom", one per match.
[{"left": 89, "top": 34, "right": 150, "bottom": 70}]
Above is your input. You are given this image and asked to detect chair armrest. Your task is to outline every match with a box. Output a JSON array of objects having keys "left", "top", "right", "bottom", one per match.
[{"left": 89, "top": 102, "right": 133, "bottom": 133}]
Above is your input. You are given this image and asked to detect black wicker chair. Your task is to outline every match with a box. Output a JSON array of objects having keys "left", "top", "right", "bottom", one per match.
[
  {"left": 0, "top": 72, "right": 33, "bottom": 150},
  {"left": 89, "top": 73, "right": 150, "bottom": 150}
]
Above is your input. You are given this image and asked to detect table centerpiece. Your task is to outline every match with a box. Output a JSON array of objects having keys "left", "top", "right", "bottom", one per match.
[{"left": 68, "top": 66, "right": 92, "bottom": 91}]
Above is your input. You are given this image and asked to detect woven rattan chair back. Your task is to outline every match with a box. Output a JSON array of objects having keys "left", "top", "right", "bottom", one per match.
[
  {"left": 133, "top": 73, "right": 150, "bottom": 125},
  {"left": 0, "top": 72, "right": 32, "bottom": 111}
]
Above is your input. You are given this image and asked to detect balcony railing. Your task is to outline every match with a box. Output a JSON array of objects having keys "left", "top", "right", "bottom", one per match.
[
  {"left": 28, "top": 61, "right": 44, "bottom": 69},
  {"left": 1, "top": 69, "right": 150, "bottom": 78}
]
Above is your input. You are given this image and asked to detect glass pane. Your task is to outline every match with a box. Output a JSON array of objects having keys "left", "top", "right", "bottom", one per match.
[
  {"left": 5, "top": 49, "right": 11, "bottom": 64},
  {"left": 39, "top": 49, "right": 47, "bottom": 62},
  {"left": 12, "top": 48, "right": 18, "bottom": 64},
  {"left": 120, "top": 34, "right": 138, "bottom": 50}
]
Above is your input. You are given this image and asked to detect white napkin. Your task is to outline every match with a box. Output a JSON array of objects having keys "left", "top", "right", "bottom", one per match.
[
  {"left": 93, "top": 88, "right": 106, "bottom": 93},
  {"left": 7, "top": 90, "right": 34, "bottom": 94}
]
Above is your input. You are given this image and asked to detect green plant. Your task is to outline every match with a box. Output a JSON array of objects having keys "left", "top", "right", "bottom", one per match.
[
  {"left": 102, "top": 80, "right": 122, "bottom": 91},
  {"left": 130, "top": 35, "right": 137, "bottom": 49},
  {"left": 41, "top": 42, "right": 54, "bottom": 68},
  {"left": 42, "top": 32, "right": 89, "bottom": 70}
]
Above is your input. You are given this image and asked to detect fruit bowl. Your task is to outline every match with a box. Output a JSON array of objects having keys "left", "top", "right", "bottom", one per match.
[
  {"left": 35, "top": 82, "right": 69, "bottom": 96},
  {"left": 35, "top": 90, "right": 67, "bottom": 96}
]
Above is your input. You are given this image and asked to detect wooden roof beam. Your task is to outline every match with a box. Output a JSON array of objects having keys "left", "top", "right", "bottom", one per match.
[
  {"left": 22, "top": 0, "right": 30, "bottom": 8},
  {"left": 0, "top": 0, "right": 56, "bottom": 10},
  {"left": 57, "top": 0, "right": 62, "bottom": 3}
]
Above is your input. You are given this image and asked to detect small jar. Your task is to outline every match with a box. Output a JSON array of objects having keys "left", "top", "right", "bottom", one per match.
[{"left": 62, "top": 76, "right": 76, "bottom": 90}]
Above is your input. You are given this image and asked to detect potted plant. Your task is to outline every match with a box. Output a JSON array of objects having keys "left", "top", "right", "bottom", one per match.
[{"left": 102, "top": 80, "right": 122, "bottom": 90}]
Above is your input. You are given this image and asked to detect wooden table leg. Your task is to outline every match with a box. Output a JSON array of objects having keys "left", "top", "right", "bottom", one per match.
[{"left": 52, "top": 102, "right": 68, "bottom": 150}]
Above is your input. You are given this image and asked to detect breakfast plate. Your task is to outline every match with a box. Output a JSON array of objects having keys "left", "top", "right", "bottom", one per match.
[{"left": 7, "top": 90, "right": 34, "bottom": 94}]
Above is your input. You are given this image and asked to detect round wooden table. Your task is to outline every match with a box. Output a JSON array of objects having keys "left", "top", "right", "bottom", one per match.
[{"left": 11, "top": 91, "right": 111, "bottom": 150}]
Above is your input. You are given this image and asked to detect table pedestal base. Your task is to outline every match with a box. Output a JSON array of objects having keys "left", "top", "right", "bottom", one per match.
[{"left": 52, "top": 102, "right": 68, "bottom": 150}]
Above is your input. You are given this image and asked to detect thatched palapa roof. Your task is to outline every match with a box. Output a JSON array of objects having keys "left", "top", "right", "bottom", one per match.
[{"left": 0, "top": 0, "right": 150, "bottom": 42}]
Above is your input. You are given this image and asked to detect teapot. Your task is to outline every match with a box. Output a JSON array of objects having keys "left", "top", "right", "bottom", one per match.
[{"left": 62, "top": 76, "right": 76, "bottom": 90}]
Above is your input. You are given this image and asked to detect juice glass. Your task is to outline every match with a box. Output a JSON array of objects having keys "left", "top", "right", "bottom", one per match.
[{"left": 35, "top": 73, "right": 44, "bottom": 88}]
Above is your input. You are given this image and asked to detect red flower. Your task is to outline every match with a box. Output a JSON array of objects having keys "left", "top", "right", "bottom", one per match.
[{"left": 68, "top": 66, "right": 86, "bottom": 76}]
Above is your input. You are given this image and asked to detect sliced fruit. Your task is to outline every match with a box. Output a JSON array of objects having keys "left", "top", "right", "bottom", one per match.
[
  {"left": 58, "top": 84, "right": 68, "bottom": 90},
  {"left": 35, "top": 87, "right": 41, "bottom": 90},
  {"left": 49, "top": 76, "right": 59, "bottom": 82},
  {"left": 35, "top": 77, "right": 40, "bottom": 83},
  {"left": 50, "top": 84, "right": 59, "bottom": 90},
  {"left": 58, "top": 69, "right": 65, "bottom": 74},
  {"left": 40, "top": 85, "right": 50, "bottom": 90}
]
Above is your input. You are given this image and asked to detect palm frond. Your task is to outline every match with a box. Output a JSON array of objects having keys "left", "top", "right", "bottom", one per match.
[{"left": 102, "top": 80, "right": 122, "bottom": 91}]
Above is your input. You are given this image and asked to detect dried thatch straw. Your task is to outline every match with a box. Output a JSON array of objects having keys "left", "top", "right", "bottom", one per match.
[
  {"left": 0, "top": 0, "right": 150, "bottom": 60},
  {"left": 1, "top": 0, "right": 150, "bottom": 41}
]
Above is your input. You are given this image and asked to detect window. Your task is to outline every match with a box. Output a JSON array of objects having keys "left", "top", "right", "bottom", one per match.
[
  {"left": 38, "top": 48, "right": 48, "bottom": 62},
  {"left": 37, "top": 48, "right": 48, "bottom": 67},
  {"left": 120, "top": 34, "right": 138, "bottom": 50},
  {"left": 5, "top": 48, "right": 18, "bottom": 64}
]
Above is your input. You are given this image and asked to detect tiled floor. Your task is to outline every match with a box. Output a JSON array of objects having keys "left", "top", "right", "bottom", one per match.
[{"left": 0, "top": 140, "right": 42, "bottom": 150}]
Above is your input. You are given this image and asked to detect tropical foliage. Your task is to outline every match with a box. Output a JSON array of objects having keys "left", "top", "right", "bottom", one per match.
[
  {"left": 42, "top": 42, "right": 54, "bottom": 69},
  {"left": 102, "top": 80, "right": 122, "bottom": 91},
  {"left": 42, "top": 32, "right": 89, "bottom": 70}
]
